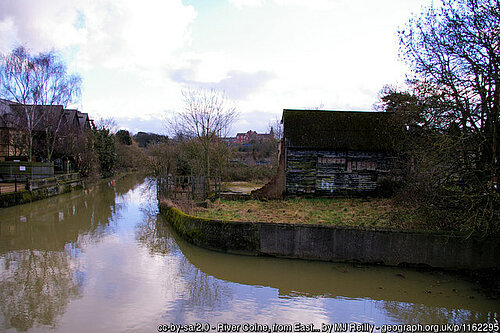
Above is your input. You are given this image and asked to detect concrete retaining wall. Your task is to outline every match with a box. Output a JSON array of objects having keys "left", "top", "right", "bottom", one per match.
[
  {"left": 0, "top": 179, "right": 83, "bottom": 208},
  {"left": 159, "top": 204, "right": 500, "bottom": 270},
  {"left": 161, "top": 206, "right": 260, "bottom": 254}
]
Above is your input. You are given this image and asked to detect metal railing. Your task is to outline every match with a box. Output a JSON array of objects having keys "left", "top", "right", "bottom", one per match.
[
  {"left": 0, "top": 176, "right": 29, "bottom": 194},
  {"left": 0, "top": 172, "right": 80, "bottom": 194},
  {"left": 157, "top": 175, "right": 221, "bottom": 201}
]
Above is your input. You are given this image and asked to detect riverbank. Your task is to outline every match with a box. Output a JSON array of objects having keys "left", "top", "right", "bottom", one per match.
[
  {"left": 0, "top": 174, "right": 83, "bottom": 208},
  {"left": 0, "top": 169, "right": 142, "bottom": 209},
  {"left": 2, "top": 175, "right": 496, "bottom": 331},
  {"left": 159, "top": 201, "right": 500, "bottom": 271}
]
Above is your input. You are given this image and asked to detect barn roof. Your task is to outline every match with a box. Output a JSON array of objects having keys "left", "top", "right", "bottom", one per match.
[{"left": 282, "top": 109, "right": 399, "bottom": 151}]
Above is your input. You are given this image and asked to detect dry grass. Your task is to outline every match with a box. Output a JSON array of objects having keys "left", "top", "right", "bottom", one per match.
[
  {"left": 221, "top": 181, "right": 266, "bottom": 194},
  {"left": 193, "top": 197, "right": 425, "bottom": 230}
]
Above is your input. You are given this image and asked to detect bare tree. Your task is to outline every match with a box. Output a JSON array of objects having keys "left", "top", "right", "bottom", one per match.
[
  {"left": 379, "top": 0, "right": 500, "bottom": 233},
  {"left": 0, "top": 47, "right": 82, "bottom": 161},
  {"left": 267, "top": 116, "right": 283, "bottom": 141},
  {"left": 170, "top": 88, "right": 238, "bottom": 182},
  {"left": 95, "top": 117, "right": 118, "bottom": 134},
  {"left": 39, "top": 105, "right": 65, "bottom": 161},
  {"left": 399, "top": 0, "right": 499, "bottom": 188}
]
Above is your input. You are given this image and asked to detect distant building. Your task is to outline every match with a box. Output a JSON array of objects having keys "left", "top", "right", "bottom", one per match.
[
  {"left": 282, "top": 109, "right": 400, "bottom": 195},
  {"left": 234, "top": 130, "right": 274, "bottom": 144},
  {"left": 223, "top": 129, "right": 276, "bottom": 166}
]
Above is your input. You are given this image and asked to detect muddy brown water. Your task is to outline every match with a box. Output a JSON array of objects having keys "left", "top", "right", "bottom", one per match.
[{"left": 0, "top": 174, "right": 498, "bottom": 332}]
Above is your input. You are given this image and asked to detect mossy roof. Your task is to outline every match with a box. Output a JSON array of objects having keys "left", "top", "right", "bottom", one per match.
[{"left": 282, "top": 109, "right": 398, "bottom": 151}]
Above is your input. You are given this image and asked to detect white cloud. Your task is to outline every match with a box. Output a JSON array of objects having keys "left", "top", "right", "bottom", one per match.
[
  {"left": 170, "top": 67, "right": 274, "bottom": 100},
  {"left": 0, "top": 0, "right": 85, "bottom": 52},
  {"left": 0, "top": 0, "right": 198, "bottom": 122},
  {"left": 0, "top": 18, "right": 17, "bottom": 53},
  {"left": 229, "top": 0, "right": 347, "bottom": 10},
  {"left": 1, "top": 0, "right": 434, "bottom": 135},
  {"left": 273, "top": 0, "right": 345, "bottom": 10},
  {"left": 67, "top": 0, "right": 196, "bottom": 72},
  {"left": 229, "top": 0, "right": 266, "bottom": 9},
  {"left": 0, "top": 0, "right": 196, "bottom": 70}
]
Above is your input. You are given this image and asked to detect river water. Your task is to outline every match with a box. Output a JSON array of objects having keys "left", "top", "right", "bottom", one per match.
[{"left": 0, "top": 174, "right": 498, "bottom": 332}]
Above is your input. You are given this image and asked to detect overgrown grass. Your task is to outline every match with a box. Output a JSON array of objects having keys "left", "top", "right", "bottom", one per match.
[{"left": 193, "top": 198, "right": 427, "bottom": 230}]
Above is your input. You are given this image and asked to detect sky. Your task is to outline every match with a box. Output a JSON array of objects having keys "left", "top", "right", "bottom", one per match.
[{"left": 0, "top": 0, "right": 433, "bottom": 136}]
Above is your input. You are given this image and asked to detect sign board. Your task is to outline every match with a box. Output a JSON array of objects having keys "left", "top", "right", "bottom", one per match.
[{"left": 19, "top": 166, "right": 26, "bottom": 171}]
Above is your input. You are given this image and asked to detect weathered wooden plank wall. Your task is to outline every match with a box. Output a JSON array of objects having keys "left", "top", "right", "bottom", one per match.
[{"left": 285, "top": 149, "right": 394, "bottom": 195}]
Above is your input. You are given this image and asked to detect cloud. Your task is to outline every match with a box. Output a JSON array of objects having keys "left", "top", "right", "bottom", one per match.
[
  {"left": 0, "top": 0, "right": 85, "bottom": 53},
  {"left": 75, "top": 0, "right": 197, "bottom": 71},
  {"left": 0, "top": 0, "right": 199, "bottom": 120},
  {"left": 0, "top": 0, "right": 196, "bottom": 71},
  {"left": 1, "top": 0, "right": 435, "bottom": 133},
  {"left": 233, "top": 110, "right": 280, "bottom": 134},
  {"left": 0, "top": 18, "right": 17, "bottom": 52},
  {"left": 114, "top": 109, "right": 278, "bottom": 137},
  {"left": 228, "top": 0, "right": 343, "bottom": 10},
  {"left": 229, "top": 0, "right": 266, "bottom": 8},
  {"left": 216, "top": 71, "right": 275, "bottom": 100},
  {"left": 115, "top": 116, "right": 168, "bottom": 135},
  {"left": 170, "top": 67, "right": 274, "bottom": 100}
]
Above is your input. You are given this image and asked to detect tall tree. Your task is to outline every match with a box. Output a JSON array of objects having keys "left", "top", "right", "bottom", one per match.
[
  {"left": 93, "top": 128, "right": 116, "bottom": 179},
  {"left": 384, "top": 0, "right": 500, "bottom": 233},
  {"left": 399, "top": 0, "right": 499, "bottom": 186},
  {"left": 92, "top": 118, "right": 117, "bottom": 178},
  {"left": 116, "top": 130, "right": 132, "bottom": 145},
  {"left": 0, "top": 47, "right": 82, "bottom": 161},
  {"left": 170, "top": 88, "right": 238, "bottom": 183}
]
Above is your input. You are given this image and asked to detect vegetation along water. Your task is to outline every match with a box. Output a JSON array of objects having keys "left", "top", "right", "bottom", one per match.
[{"left": 0, "top": 174, "right": 498, "bottom": 332}]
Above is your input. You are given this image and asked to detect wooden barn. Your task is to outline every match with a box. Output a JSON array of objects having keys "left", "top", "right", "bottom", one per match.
[{"left": 282, "top": 109, "right": 400, "bottom": 196}]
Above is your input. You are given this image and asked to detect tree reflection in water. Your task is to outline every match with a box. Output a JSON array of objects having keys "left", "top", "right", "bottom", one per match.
[
  {"left": 2, "top": 174, "right": 496, "bottom": 331},
  {"left": 137, "top": 197, "right": 500, "bottom": 325},
  {"left": 135, "top": 200, "right": 234, "bottom": 315},
  {"left": 0, "top": 250, "right": 82, "bottom": 331},
  {"left": 0, "top": 174, "right": 140, "bottom": 331},
  {"left": 135, "top": 201, "right": 177, "bottom": 255}
]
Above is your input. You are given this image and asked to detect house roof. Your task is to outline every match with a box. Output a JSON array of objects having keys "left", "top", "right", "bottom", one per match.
[
  {"left": 0, "top": 99, "right": 22, "bottom": 126},
  {"left": 0, "top": 99, "right": 93, "bottom": 131},
  {"left": 282, "top": 109, "right": 400, "bottom": 151},
  {"left": 77, "top": 111, "right": 89, "bottom": 128},
  {"left": 0, "top": 99, "right": 11, "bottom": 127},
  {"left": 64, "top": 109, "right": 78, "bottom": 126}
]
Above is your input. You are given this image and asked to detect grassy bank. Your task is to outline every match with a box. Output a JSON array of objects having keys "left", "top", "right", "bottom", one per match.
[{"left": 193, "top": 198, "right": 425, "bottom": 230}]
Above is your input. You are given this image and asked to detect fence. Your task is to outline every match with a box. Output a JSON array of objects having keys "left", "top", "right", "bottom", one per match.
[
  {"left": 29, "top": 173, "right": 80, "bottom": 190},
  {"left": 0, "top": 161, "right": 79, "bottom": 194},
  {"left": 0, "top": 178, "right": 29, "bottom": 194},
  {"left": 157, "top": 175, "right": 221, "bottom": 201},
  {"left": 0, "top": 161, "right": 54, "bottom": 181}
]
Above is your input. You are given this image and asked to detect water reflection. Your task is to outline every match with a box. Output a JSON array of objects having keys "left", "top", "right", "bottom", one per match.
[
  {"left": 377, "top": 301, "right": 495, "bottom": 326},
  {"left": 0, "top": 174, "right": 143, "bottom": 332},
  {"left": 0, "top": 174, "right": 498, "bottom": 332},
  {"left": 1, "top": 184, "right": 114, "bottom": 253},
  {"left": 0, "top": 250, "right": 82, "bottom": 331},
  {"left": 136, "top": 201, "right": 177, "bottom": 255},
  {"left": 136, "top": 201, "right": 234, "bottom": 315},
  {"left": 137, "top": 208, "right": 499, "bottom": 325}
]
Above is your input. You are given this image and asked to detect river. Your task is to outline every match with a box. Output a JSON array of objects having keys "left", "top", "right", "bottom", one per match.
[{"left": 0, "top": 174, "right": 498, "bottom": 332}]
